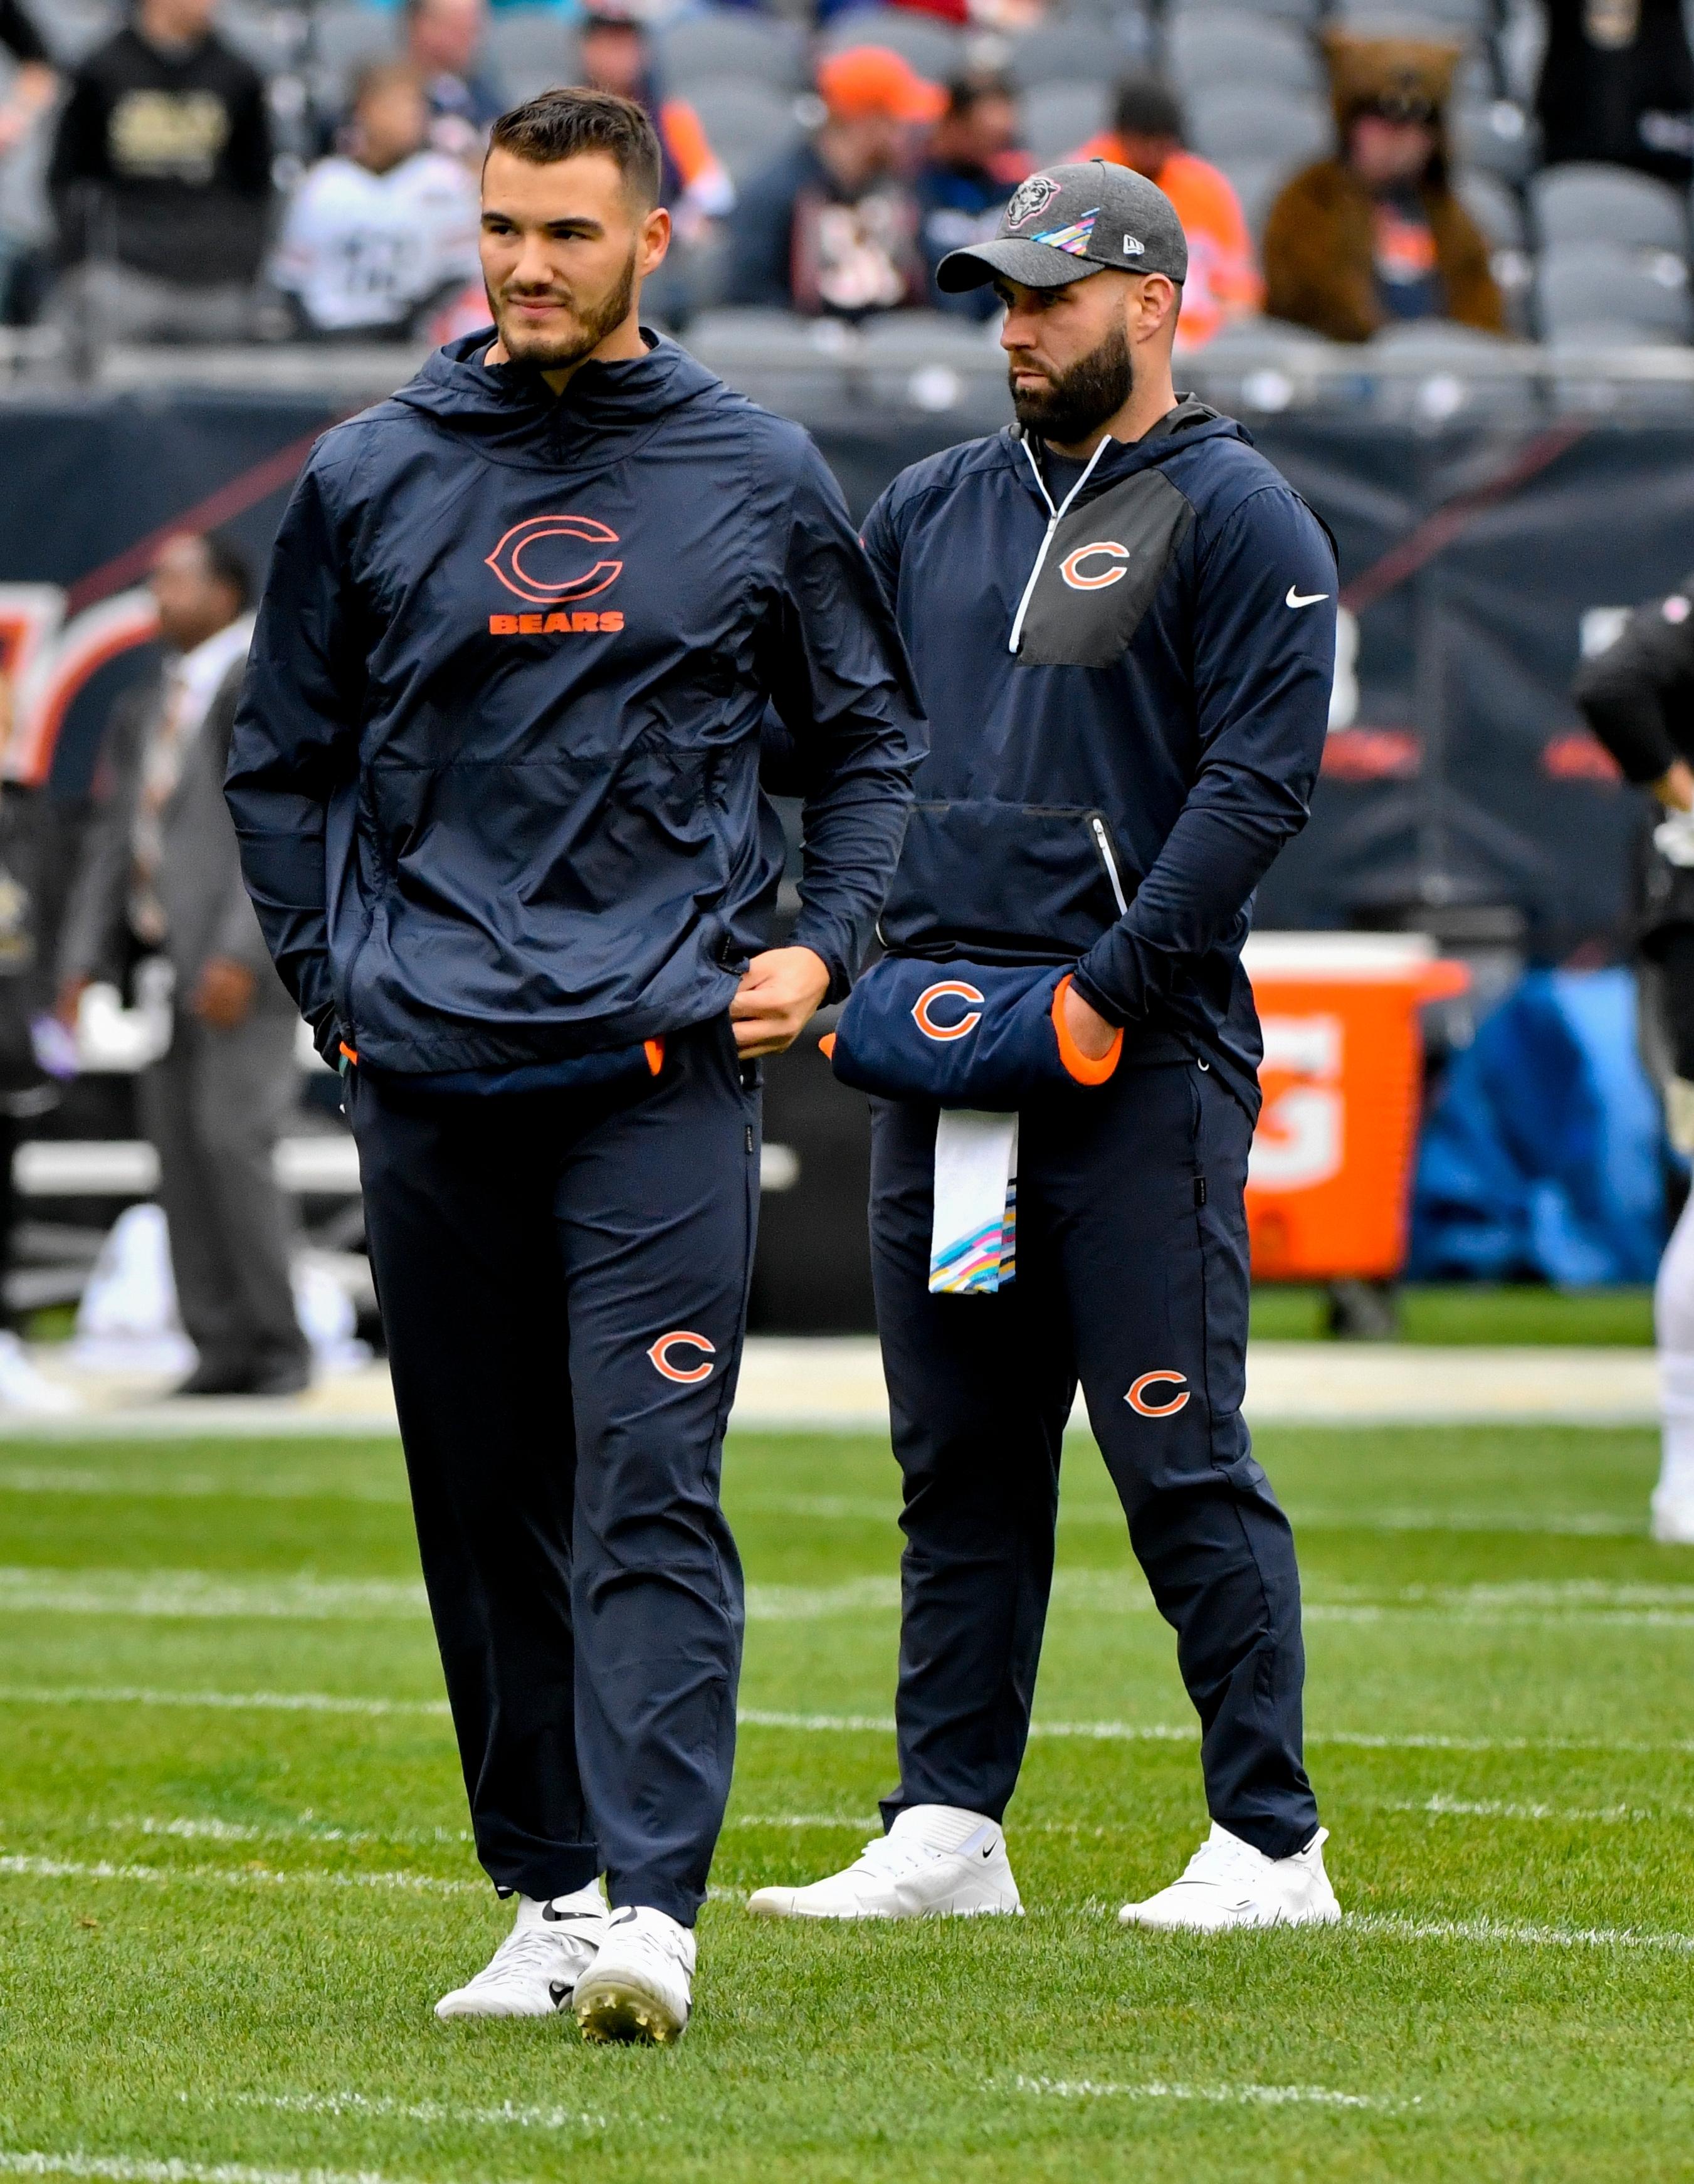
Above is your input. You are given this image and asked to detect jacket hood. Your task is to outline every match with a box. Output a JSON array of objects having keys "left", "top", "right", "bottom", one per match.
[{"left": 389, "top": 327, "right": 724, "bottom": 472}]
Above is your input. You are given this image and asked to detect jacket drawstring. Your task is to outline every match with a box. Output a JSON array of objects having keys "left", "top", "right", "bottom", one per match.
[{"left": 1007, "top": 433, "right": 1112, "bottom": 657}]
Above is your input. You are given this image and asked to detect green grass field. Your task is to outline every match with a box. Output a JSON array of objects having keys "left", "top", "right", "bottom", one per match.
[{"left": 1, "top": 1421, "right": 1691, "bottom": 2181}]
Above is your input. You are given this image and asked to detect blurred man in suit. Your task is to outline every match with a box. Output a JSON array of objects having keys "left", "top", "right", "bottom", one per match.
[{"left": 57, "top": 532, "right": 308, "bottom": 1398}]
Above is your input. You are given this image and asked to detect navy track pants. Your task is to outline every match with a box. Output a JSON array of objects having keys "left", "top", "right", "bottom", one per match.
[
  {"left": 870, "top": 1055, "right": 1318, "bottom": 1860},
  {"left": 350, "top": 1018, "right": 759, "bottom": 1925}
]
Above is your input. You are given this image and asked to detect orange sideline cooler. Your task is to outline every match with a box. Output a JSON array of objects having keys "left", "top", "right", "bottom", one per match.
[{"left": 1241, "top": 933, "right": 1470, "bottom": 1283}]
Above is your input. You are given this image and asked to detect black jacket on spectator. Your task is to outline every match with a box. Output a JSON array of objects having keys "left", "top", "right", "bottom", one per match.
[
  {"left": 1537, "top": 0, "right": 1694, "bottom": 185},
  {"left": 50, "top": 24, "right": 273, "bottom": 287},
  {"left": 726, "top": 141, "right": 923, "bottom": 317}
]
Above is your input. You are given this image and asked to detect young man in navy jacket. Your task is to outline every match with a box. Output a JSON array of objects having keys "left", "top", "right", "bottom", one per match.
[
  {"left": 227, "top": 89, "right": 920, "bottom": 2042},
  {"left": 749, "top": 162, "right": 1342, "bottom": 1933}
]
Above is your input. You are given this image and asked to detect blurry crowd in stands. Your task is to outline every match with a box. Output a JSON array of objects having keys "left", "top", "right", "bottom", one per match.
[{"left": 0, "top": 0, "right": 1692, "bottom": 352}]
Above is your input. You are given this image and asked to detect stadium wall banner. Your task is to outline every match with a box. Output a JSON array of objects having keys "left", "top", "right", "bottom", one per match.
[{"left": 0, "top": 394, "right": 1684, "bottom": 957}]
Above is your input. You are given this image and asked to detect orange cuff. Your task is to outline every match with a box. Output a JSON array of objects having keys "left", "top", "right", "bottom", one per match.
[{"left": 1051, "top": 973, "right": 1122, "bottom": 1086}]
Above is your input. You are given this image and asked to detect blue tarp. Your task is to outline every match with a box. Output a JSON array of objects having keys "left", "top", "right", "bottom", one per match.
[{"left": 1409, "top": 968, "right": 1667, "bottom": 1286}]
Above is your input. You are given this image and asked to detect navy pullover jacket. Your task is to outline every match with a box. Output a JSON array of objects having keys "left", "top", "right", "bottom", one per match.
[
  {"left": 226, "top": 330, "right": 922, "bottom": 1075},
  {"left": 858, "top": 398, "right": 1336, "bottom": 1118}
]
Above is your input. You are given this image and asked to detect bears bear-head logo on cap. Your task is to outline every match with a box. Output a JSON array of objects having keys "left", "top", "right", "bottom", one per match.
[{"left": 1004, "top": 174, "right": 1061, "bottom": 231}]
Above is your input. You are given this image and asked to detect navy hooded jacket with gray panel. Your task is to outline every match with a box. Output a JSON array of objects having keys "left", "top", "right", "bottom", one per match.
[
  {"left": 226, "top": 330, "right": 923, "bottom": 1075},
  {"left": 858, "top": 398, "right": 1337, "bottom": 1117}
]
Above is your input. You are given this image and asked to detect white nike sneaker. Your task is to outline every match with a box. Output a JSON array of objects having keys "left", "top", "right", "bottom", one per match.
[
  {"left": 434, "top": 1883, "right": 608, "bottom": 2020},
  {"left": 745, "top": 1803, "right": 1023, "bottom": 1921},
  {"left": 1118, "top": 1822, "right": 1340, "bottom": 1933},
  {"left": 572, "top": 1905, "right": 695, "bottom": 2045},
  {"left": 1651, "top": 1485, "right": 1694, "bottom": 1544}
]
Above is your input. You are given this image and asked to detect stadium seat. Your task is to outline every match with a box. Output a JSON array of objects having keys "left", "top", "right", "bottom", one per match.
[
  {"left": 305, "top": 6, "right": 399, "bottom": 106},
  {"left": 1186, "top": 85, "right": 1330, "bottom": 169},
  {"left": 31, "top": 0, "right": 117, "bottom": 66},
  {"left": 1458, "top": 169, "right": 1527, "bottom": 249},
  {"left": 1535, "top": 239, "right": 1694, "bottom": 342},
  {"left": 219, "top": 4, "right": 305, "bottom": 79},
  {"left": 817, "top": 9, "right": 966, "bottom": 85},
  {"left": 1335, "top": 0, "right": 1491, "bottom": 33},
  {"left": 1023, "top": 80, "right": 1113, "bottom": 161},
  {"left": 658, "top": 14, "right": 808, "bottom": 96},
  {"left": 1165, "top": 0, "right": 1323, "bottom": 28},
  {"left": 1007, "top": 23, "right": 1141, "bottom": 89},
  {"left": 1165, "top": 12, "right": 1322, "bottom": 97},
  {"left": 687, "top": 80, "right": 804, "bottom": 187},
  {"left": 485, "top": 9, "right": 577, "bottom": 103},
  {"left": 1530, "top": 163, "right": 1690, "bottom": 254},
  {"left": 1220, "top": 157, "right": 1300, "bottom": 240},
  {"left": 1450, "top": 97, "right": 1538, "bottom": 184}
]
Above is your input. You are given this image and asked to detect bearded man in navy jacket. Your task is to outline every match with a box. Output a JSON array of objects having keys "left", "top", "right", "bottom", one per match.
[
  {"left": 227, "top": 88, "right": 920, "bottom": 2044},
  {"left": 748, "top": 161, "right": 1344, "bottom": 1935}
]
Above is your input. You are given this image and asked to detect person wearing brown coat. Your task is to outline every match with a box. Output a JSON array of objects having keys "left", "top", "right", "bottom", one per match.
[{"left": 1263, "top": 34, "right": 1503, "bottom": 344}]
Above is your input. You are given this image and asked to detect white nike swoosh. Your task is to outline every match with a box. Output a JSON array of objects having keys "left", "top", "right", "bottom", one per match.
[{"left": 1286, "top": 587, "right": 1329, "bottom": 609}]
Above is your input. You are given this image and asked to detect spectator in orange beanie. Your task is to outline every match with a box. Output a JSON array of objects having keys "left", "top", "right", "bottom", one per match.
[{"left": 1071, "top": 76, "right": 1261, "bottom": 349}]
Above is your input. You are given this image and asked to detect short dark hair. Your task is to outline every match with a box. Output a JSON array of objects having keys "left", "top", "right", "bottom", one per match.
[
  {"left": 199, "top": 531, "right": 252, "bottom": 610},
  {"left": 945, "top": 69, "right": 1014, "bottom": 119},
  {"left": 1113, "top": 75, "right": 1185, "bottom": 142},
  {"left": 488, "top": 87, "right": 661, "bottom": 208}
]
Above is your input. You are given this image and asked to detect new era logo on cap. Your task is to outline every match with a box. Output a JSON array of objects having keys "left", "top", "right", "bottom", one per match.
[{"left": 934, "top": 159, "right": 1188, "bottom": 296}]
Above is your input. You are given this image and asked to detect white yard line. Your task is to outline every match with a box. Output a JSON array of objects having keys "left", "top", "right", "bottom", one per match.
[
  {"left": 113, "top": 1817, "right": 473, "bottom": 1849},
  {"left": 218, "top": 2092, "right": 605, "bottom": 2132},
  {"left": 5, "top": 1563, "right": 1694, "bottom": 1628},
  {"left": 744, "top": 1495, "right": 1644, "bottom": 1539},
  {"left": 0, "top": 1853, "right": 478, "bottom": 1897},
  {"left": 1384, "top": 1793, "right": 1694, "bottom": 1826},
  {"left": 2, "top": 1685, "right": 1690, "bottom": 1759},
  {"left": 0, "top": 1468, "right": 408, "bottom": 1506},
  {"left": 1348, "top": 1912, "right": 1694, "bottom": 1955},
  {"left": 0, "top": 2155, "right": 402, "bottom": 2184},
  {"left": 1015, "top": 2074, "right": 1404, "bottom": 2110},
  {"left": 0, "top": 1686, "right": 450, "bottom": 1717}
]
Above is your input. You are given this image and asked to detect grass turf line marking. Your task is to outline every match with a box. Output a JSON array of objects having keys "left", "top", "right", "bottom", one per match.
[
  {"left": 1346, "top": 1912, "right": 1694, "bottom": 1955},
  {"left": 0, "top": 1854, "right": 480, "bottom": 1897},
  {"left": 0, "top": 1467, "right": 409, "bottom": 1506},
  {"left": 0, "top": 1687, "right": 450, "bottom": 1718},
  {"left": 0, "top": 2156, "right": 401, "bottom": 2184},
  {"left": 6, "top": 1687, "right": 1694, "bottom": 1759},
  {"left": 1015, "top": 2075, "right": 1404, "bottom": 2110},
  {"left": 113, "top": 1817, "right": 473, "bottom": 1849},
  {"left": 9, "top": 1565, "right": 1694, "bottom": 1627},
  {"left": 216, "top": 2092, "right": 607, "bottom": 2132},
  {"left": 742, "top": 1494, "right": 1643, "bottom": 1538},
  {"left": 1384, "top": 1793, "right": 1694, "bottom": 1826}
]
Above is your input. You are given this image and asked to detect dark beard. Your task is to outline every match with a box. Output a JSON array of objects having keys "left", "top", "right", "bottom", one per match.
[
  {"left": 1010, "top": 319, "right": 1134, "bottom": 446},
  {"left": 490, "top": 245, "right": 638, "bottom": 370}
]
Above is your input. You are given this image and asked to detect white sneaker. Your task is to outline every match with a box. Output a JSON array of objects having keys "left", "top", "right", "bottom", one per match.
[
  {"left": 0, "top": 1333, "right": 79, "bottom": 1416},
  {"left": 572, "top": 1905, "right": 695, "bottom": 2045},
  {"left": 1118, "top": 1822, "right": 1340, "bottom": 1933},
  {"left": 1651, "top": 1486, "right": 1694, "bottom": 1544},
  {"left": 745, "top": 1803, "right": 1023, "bottom": 1921},
  {"left": 434, "top": 1883, "right": 608, "bottom": 2019}
]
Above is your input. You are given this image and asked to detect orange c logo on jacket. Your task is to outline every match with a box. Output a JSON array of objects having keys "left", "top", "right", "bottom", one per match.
[
  {"left": 912, "top": 980, "right": 984, "bottom": 1042},
  {"left": 1127, "top": 1370, "right": 1190, "bottom": 1416},
  {"left": 486, "top": 515, "right": 623, "bottom": 606},
  {"left": 1060, "top": 541, "right": 1130, "bottom": 591},
  {"left": 648, "top": 1330, "right": 717, "bottom": 1383}
]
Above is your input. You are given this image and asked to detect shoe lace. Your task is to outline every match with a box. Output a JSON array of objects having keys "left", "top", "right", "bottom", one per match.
[
  {"left": 851, "top": 1833, "right": 939, "bottom": 1884},
  {"left": 1173, "top": 1832, "right": 1265, "bottom": 1894}
]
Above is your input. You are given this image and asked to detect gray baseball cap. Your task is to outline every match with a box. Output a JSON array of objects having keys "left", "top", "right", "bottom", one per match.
[{"left": 935, "top": 159, "right": 1188, "bottom": 293}]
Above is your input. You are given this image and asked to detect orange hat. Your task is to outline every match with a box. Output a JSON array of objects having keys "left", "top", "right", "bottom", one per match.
[{"left": 818, "top": 45, "right": 947, "bottom": 124}]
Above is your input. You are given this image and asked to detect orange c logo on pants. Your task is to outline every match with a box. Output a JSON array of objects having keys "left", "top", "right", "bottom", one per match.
[
  {"left": 1127, "top": 1370, "right": 1190, "bottom": 1416},
  {"left": 648, "top": 1331, "right": 717, "bottom": 1383},
  {"left": 912, "top": 980, "right": 984, "bottom": 1042}
]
